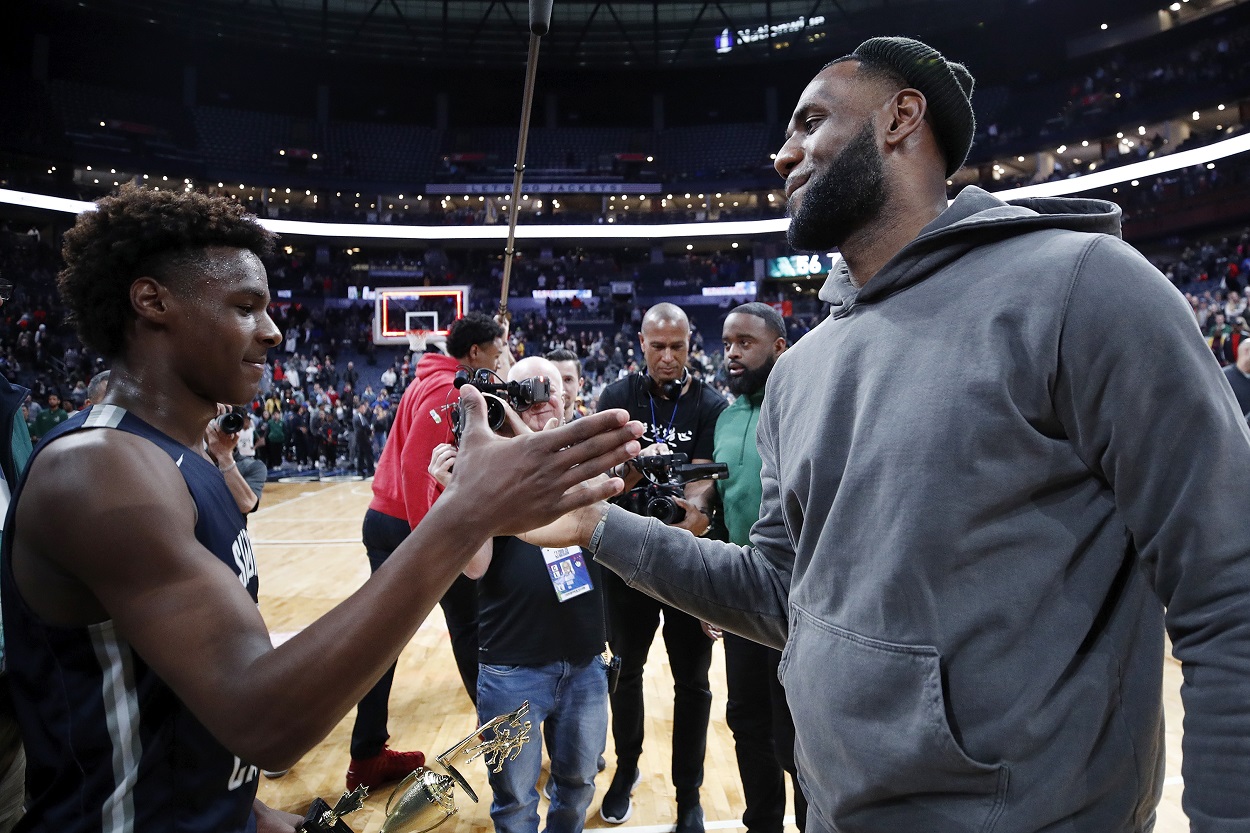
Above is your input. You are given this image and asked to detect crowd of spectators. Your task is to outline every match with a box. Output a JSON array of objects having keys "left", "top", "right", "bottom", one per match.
[
  {"left": 11, "top": 11, "right": 1243, "bottom": 237},
  {"left": 974, "top": 19, "right": 1250, "bottom": 160},
  {"left": 5, "top": 201, "right": 1250, "bottom": 478}
]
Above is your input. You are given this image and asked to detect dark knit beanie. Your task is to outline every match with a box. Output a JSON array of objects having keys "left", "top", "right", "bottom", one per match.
[{"left": 851, "top": 36, "right": 976, "bottom": 177}]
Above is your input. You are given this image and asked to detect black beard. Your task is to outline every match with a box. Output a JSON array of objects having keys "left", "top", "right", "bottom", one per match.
[
  {"left": 727, "top": 355, "right": 775, "bottom": 396},
  {"left": 786, "top": 121, "right": 887, "bottom": 252}
]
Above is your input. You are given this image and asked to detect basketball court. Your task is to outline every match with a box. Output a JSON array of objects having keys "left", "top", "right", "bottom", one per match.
[{"left": 249, "top": 481, "right": 1192, "bottom": 832}]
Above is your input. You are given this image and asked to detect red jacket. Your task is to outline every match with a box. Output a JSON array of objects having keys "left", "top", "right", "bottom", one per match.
[{"left": 369, "top": 352, "right": 462, "bottom": 525}]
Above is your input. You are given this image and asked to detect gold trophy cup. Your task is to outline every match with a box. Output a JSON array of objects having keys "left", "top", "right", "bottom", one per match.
[{"left": 377, "top": 701, "right": 532, "bottom": 833}]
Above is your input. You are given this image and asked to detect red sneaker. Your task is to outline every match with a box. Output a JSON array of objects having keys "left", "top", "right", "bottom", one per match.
[{"left": 346, "top": 746, "right": 427, "bottom": 791}]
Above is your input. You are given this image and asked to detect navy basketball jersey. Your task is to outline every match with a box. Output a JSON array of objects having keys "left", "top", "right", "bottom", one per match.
[{"left": 0, "top": 405, "right": 262, "bottom": 833}]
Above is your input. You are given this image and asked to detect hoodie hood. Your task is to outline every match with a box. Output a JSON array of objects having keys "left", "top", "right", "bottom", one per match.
[
  {"left": 818, "top": 186, "right": 1122, "bottom": 309},
  {"left": 415, "top": 350, "right": 462, "bottom": 382}
]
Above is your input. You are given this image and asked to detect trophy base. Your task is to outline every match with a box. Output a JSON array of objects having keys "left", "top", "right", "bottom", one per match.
[{"left": 299, "top": 797, "right": 356, "bottom": 833}]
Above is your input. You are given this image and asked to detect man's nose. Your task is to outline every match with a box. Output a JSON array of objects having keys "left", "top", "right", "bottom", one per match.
[{"left": 774, "top": 137, "right": 802, "bottom": 178}]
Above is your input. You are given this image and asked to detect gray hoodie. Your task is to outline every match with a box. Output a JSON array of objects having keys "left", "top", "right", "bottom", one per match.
[{"left": 595, "top": 186, "right": 1250, "bottom": 832}]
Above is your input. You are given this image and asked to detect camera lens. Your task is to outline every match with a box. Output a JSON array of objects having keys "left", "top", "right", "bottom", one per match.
[
  {"left": 484, "top": 394, "right": 507, "bottom": 432},
  {"left": 218, "top": 411, "right": 246, "bottom": 435},
  {"left": 646, "top": 495, "right": 686, "bottom": 525}
]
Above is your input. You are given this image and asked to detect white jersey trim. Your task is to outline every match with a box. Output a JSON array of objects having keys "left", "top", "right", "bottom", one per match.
[
  {"left": 90, "top": 620, "right": 140, "bottom": 833},
  {"left": 84, "top": 405, "right": 126, "bottom": 430}
]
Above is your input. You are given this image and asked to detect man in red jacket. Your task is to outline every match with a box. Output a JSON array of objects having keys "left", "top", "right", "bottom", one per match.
[{"left": 345, "top": 312, "right": 510, "bottom": 791}]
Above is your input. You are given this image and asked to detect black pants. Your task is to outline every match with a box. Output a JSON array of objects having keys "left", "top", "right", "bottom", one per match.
[
  {"left": 724, "top": 633, "right": 808, "bottom": 833},
  {"left": 602, "top": 568, "right": 712, "bottom": 806},
  {"left": 350, "top": 509, "right": 479, "bottom": 759},
  {"left": 353, "top": 435, "right": 374, "bottom": 475}
]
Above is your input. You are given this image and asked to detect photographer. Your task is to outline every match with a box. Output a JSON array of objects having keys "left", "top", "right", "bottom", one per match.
[
  {"left": 592, "top": 303, "right": 726, "bottom": 830},
  {"left": 430, "top": 356, "right": 608, "bottom": 833},
  {"left": 205, "top": 406, "right": 267, "bottom": 518},
  {"left": 346, "top": 311, "right": 510, "bottom": 792}
]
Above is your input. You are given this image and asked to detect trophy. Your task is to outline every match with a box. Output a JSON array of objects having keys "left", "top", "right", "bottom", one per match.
[
  {"left": 377, "top": 701, "right": 532, "bottom": 833},
  {"left": 297, "top": 785, "right": 368, "bottom": 833}
]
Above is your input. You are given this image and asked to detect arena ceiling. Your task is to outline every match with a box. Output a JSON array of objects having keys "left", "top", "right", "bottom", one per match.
[{"left": 47, "top": 0, "right": 1030, "bottom": 68}]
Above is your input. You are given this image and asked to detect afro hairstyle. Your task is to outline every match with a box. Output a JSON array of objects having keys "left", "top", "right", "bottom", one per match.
[{"left": 59, "top": 184, "right": 276, "bottom": 358}]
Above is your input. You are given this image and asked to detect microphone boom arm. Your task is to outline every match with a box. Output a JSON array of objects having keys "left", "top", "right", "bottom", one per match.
[{"left": 498, "top": 31, "right": 544, "bottom": 321}]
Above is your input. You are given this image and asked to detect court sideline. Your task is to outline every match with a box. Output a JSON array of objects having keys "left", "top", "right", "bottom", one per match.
[{"left": 249, "top": 481, "right": 1190, "bottom": 832}]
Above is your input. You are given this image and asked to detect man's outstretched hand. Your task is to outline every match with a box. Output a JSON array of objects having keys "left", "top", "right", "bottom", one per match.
[{"left": 443, "top": 384, "right": 643, "bottom": 538}]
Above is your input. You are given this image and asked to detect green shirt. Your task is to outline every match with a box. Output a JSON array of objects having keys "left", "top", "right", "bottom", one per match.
[
  {"left": 30, "top": 407, "right": 68, "bottom": 441},
  {"left": 713, "top": 389, "right": 764, "bottom": 546}
]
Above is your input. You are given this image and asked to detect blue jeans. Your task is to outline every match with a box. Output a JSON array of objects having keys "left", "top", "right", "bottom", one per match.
[{"left": 477, "top": 658, "right": 609, "bottom": 833}]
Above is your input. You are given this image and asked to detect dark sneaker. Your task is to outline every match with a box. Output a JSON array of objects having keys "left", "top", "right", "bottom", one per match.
[
  {"left": 599, "top": 768, "right": 642, "bottom": 824},
  {"left": 261, "top": 769, "right": 289, "bottom": 779},
  {"left": 675, "top": 804, "right": 704, "bottom": 833},
  {"left": 346, "top": 746, "right": 426, "bottom": 791}
]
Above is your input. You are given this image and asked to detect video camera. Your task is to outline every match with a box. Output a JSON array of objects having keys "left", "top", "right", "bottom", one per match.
[
  {"left": 216, "top": 406, "right": 248, "bottom": 435},
  {"left": 449, "top": 368, "right": 552, "bottom": 444},
  {"left": 625, "top": 453, "right": 729, "bottom": 525}
]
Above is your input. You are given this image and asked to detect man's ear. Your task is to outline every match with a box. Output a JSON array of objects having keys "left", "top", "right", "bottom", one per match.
[
  {"left": 884, "top": 88, "right": 929, "bottom": 148},
  {"left": 130, "top": 277, "right": 175, "bottom": 324}
]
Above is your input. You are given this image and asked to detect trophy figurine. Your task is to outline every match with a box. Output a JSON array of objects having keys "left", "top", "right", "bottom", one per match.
[
  {"left": 378, "top": 701, "right": 532, "bottom": 833},
  {"left": 296, "top": 785, "right": 368, "bottom": 833}
]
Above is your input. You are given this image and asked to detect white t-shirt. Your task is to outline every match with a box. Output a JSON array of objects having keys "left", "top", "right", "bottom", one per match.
[{"left": 236, "top": 425, "right": 256, "bottom": 458}]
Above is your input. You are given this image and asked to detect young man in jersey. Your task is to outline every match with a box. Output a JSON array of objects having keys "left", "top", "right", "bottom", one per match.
[
  {"left": 592, "top": 303, "right": 726, "bottom": 831},
  {"left": 430, "top": 356, "right": 608, "bottom": 833},
  {"left": 0, "top": 185, "right": 642, "bottom": 833}
]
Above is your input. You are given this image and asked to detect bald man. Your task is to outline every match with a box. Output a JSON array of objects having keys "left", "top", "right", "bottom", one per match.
[
  {"left": 592, "top": 303, "right": 727, "bottom": 830},
  {"left": 428, "top": 355, "right": 609, "bottom": 833}
]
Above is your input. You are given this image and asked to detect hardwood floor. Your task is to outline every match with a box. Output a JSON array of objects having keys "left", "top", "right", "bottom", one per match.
[{"left": 249, "top": 481, "right": 1190, "bottom": 832}]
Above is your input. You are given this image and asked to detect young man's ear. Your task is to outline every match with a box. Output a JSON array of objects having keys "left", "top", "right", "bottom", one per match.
[{"left": 130, "top": 277, "right": 173, "bottom": 323}]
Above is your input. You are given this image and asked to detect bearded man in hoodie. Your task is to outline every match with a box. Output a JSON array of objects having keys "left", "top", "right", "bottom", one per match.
[{"left": 532, "top": 36, "right": 1250, "bottom": 833}]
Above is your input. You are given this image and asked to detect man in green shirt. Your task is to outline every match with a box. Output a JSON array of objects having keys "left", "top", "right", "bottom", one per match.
[
  {"left": 712, "top": 302, "right": 806, "bottom": 833},
  {"left": 29, "top": 394, "right": 68, "bottom": 443}
]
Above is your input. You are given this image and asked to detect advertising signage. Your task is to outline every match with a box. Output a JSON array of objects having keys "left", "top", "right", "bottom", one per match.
[{"left": 767, "top": 252, "right": 843, "bottom": 280}]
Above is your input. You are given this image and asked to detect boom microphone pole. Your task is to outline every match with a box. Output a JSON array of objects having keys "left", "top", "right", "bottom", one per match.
[{"left": 498, "top": 0, "right": 555, "bottom": 321}]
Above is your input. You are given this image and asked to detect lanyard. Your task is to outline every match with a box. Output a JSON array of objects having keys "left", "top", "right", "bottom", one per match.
[{"left": 648, "top": 391, "right": 679, "bottom": 446}]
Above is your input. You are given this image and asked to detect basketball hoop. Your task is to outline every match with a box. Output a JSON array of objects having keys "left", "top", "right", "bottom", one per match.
[
  {"left": 407, "top": 329, "right": 448, "bottom": 354},
  {"left": 406, "top": 328, "right": 431, "bottom": 352}
]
